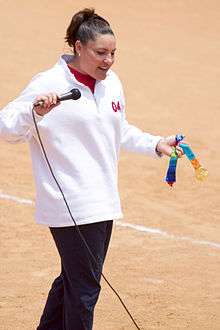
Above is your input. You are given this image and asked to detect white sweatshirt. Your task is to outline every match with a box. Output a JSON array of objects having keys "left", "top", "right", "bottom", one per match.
[{"left": 0, "top": 55, "right": 162, "bottom": 227}]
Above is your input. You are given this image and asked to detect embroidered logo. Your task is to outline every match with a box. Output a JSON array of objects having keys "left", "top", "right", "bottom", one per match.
[{"left": 112, "top": 101, "right": 121, "bottom": 112}]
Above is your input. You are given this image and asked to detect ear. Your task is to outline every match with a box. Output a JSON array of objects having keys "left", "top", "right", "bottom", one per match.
[{"left": 75, "top": 40, "right": 82, "bottom": 56}]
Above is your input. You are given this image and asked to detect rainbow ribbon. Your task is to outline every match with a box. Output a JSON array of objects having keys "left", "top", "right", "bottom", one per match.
[
  {"left": 165, "top": 135, "right": 208, "bottom": 187},
  {"left": 165, "top": 147, "right": 178, "bottom": 187},
  {"left": 165, "top": 134, "right": 184, "bottom": 187},
  {"left": 179, "top": 143, "right": 208, "bottom": 181}
]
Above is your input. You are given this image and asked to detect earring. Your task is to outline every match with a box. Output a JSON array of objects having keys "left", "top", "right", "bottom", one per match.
[{"left": 78, "top": 53, "right": 81, "bottom": 57}]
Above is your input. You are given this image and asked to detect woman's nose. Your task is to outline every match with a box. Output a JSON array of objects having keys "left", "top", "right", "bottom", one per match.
[{"left": 103, "top": 55, "right": 114, "bottom": 65}]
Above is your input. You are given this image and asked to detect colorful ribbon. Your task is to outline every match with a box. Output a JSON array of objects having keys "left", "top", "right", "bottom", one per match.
[
  {"left": 165, "top": 134, "right": 184, "bottom": 187},
  {"left": 165, "top": 147, "right": 178, "bottom": 187},
  {"left": 165, "top": 135, "right": 208, "bottom": 187},
  {"left": 179, "top": 143, "right": 208, "bottom": 181}
]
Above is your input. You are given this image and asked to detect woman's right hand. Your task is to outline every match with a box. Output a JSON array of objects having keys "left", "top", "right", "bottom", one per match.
[{"left": 33, "top": 93, "right": 60, "bottom": 116}]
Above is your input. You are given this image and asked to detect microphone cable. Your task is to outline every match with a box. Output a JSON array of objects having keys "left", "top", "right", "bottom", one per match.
[{"left": 31, "top": 107, "right": 141, "bottom": 330}]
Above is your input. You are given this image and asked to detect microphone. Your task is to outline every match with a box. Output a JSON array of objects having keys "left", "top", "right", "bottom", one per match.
[{"left": 34, "top": 88, "right": 81, "bottom": 107}]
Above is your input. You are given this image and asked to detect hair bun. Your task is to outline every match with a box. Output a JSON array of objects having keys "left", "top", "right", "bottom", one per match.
[
  {"left": 74, "top": 8, "right": 95, "bottom": 29},
  {"left": 65, "top": 8, "right": 113, "bottom": 49},
  {"left": 80, "top": 8, "right": 95, "bottom": 22}
]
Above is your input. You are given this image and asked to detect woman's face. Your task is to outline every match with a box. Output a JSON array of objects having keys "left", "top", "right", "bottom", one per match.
[{"left": 75, "top": 34, "right": 116, "bottom": 80}]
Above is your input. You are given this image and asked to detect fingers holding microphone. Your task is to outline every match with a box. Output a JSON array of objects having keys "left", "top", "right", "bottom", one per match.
[{"left": 34, "top": 93, "right": 60, "bottom": 116}]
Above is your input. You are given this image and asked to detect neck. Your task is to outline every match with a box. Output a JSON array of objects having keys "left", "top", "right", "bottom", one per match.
[{"left": 68, "top": 58, "right": 88, "bottom": 76}]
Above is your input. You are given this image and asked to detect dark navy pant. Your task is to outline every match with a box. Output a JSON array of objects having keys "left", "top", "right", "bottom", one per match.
[{"left": 37, "top": 220, "right": 113, "bottom": 330}]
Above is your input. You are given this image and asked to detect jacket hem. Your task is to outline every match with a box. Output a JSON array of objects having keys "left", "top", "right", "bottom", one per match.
[{"left": 36, "top": 213, "right": 123, "bottom": 227}]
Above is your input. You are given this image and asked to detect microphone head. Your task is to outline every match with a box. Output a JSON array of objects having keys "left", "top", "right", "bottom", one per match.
[
  {"left": 70, "top": 88, "right": 81, "bottom": 100},
  {"left": 34, "top": 89, "right": 81, "bottom": 107}
]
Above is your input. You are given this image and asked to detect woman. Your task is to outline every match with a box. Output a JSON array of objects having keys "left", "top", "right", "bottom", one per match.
[{"left": 0, "top": 8, "right": 183, "bottom": 330}]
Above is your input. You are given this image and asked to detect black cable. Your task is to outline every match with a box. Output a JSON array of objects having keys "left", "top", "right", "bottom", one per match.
[{"left": 32, "top": 107, "right": 141, "bottom": 330}]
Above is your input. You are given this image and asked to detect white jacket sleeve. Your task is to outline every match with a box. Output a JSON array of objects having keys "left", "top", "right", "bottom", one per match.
[
  {"left": 0, "top": 73, "right": 48, "bottom": 143},
  {"left": 120, "top": 88, "right": 162, "bottom": 157}
]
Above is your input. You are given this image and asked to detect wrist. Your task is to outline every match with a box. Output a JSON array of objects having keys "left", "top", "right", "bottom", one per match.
[
  {"left": 155, "top": 138, "right": 164, "bottom": 157},
  {"left": 34, "top": 107, "right": 44, "bottom": 117}
]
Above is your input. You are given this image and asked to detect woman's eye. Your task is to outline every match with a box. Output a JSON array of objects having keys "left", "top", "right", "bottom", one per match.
[
  {"left": 96, "top": 51, "right": 105, "bottom": 56},
  {"left": 96, "top": 50, "right": 116, "bottom": 58}
]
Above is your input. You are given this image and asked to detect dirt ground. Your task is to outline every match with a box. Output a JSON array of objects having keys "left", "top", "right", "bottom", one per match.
[{"left": 0, "top": 1, "right": 220, "bottom": 329}]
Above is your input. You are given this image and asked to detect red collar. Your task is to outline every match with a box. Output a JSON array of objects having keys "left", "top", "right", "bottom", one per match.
[{"left": 68, "top": 65, "right": 96, "bottom": 94}]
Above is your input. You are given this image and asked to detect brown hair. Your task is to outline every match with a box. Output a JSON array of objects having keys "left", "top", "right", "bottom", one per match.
[{"left": 65, "top": 8, "right": 114, "bottom": 53}]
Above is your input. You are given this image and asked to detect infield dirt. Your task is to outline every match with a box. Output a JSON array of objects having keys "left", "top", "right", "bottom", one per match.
[{"left": 0, "top": 1, "right": 220, "bottom": 329}]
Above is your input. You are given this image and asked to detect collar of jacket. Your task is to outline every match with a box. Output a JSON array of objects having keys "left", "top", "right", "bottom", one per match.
[{"left": 56, "top": 54, "right": 112, "bottom": 89}]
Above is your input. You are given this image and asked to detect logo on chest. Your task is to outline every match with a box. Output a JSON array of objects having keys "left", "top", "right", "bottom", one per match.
[{"left": 112, "top": 101, "right": 121, "bottom": 112}]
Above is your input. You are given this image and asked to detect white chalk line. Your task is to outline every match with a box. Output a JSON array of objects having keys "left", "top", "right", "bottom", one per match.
[
  {"left": 116, "top": 222, "right": 220, "bottom": 249},
  {"left": 0, "top": 192, "right": 34, "bottom": 205},
  {"left": 1, "top": 192, "right": 220, "bottom": 250}
]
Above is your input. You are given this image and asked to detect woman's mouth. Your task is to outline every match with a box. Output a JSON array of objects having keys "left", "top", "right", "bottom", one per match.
[{"left": 98, "top": 67, "right": 109, "bottom": 71}]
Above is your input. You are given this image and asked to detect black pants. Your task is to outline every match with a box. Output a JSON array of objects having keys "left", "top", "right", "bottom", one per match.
[{"left": 37, "top": 220, "right": 113, "bottom": 330}]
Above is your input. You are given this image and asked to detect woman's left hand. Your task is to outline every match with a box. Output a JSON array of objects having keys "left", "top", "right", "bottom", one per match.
[{"left": 156, "top": 135, "right": 186, "bottom": 157}]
